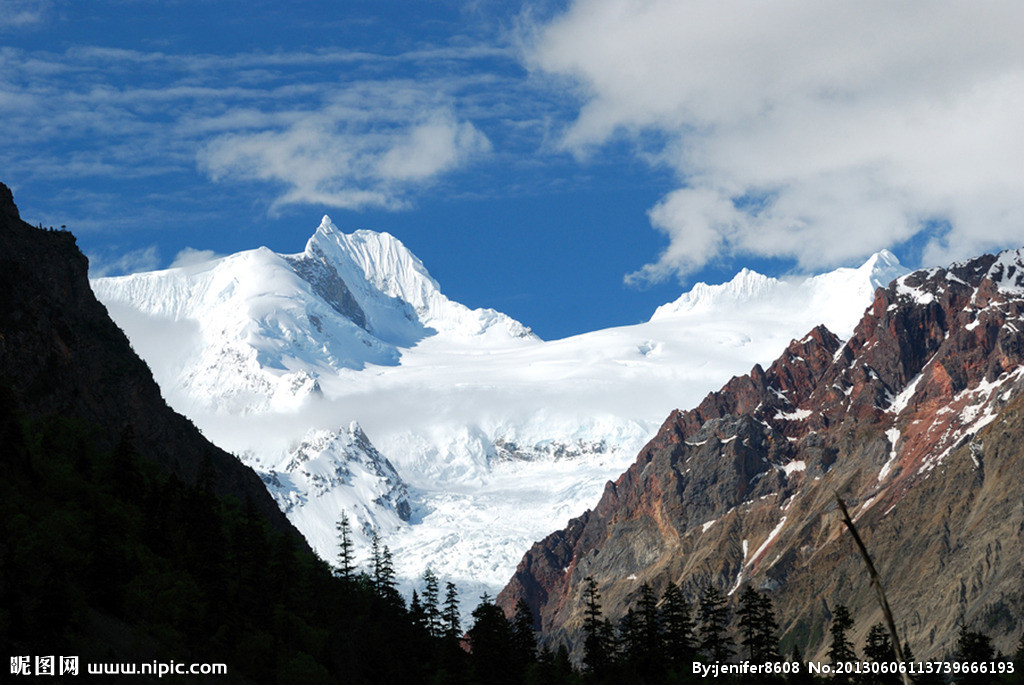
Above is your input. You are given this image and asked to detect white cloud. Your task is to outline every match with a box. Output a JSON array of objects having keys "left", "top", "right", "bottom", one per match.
[
  {"left": 1, "top": 43, "right": 506, "bottom": 213},
  {"left": 170, "top": 247, "right": 222, "bottom": 268},
  {"left": 0, "top": 1, "right": 49, "bottom": 27},
  {"left": 88, "top": 245, "right": 160, "bottom": 277},
  {"left": 377, "top": 115, "right": 492, "bottom": 182},
  {"left": 528, "top": 0, "right": 1024, "bottom": 280},
  {"left": 199, "top": 107, "right": 491, "bottom": 211}
]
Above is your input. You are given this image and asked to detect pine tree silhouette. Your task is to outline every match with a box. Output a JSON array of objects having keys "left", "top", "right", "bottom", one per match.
[
  {"left": 827, "top": 605, "right": 856, "bottom": 684},
  {"left": 335, "top": 511, "right": 355, "bottom": 581},
  {"left": 863, "top": 623, "right": 898, "bottom": 685},
  {"left": 421, "top": 568, "right": 441, "bottom": 638},
  {"left": 510, "top": 598, "right": 536, "bottom": 669},
  {"left": 697, "top": 585, "right": 733, "bottom": 662},
  {"left": 582, "top": 576, "right": 611, "bottom": 674},
  {"left": 954, "top": 623, "right": 998, "bottom": 685},
  {"left": 660, "top": 582, "right": 696, "bottom": 668},
  {"left": 468, "top": 594, "right": 514, "bottom": 685},
  {"left": 737, "top": 586, "right": 778, "bottom": 662},
  {"left": 442, "top": 581, "right": 461, "bottom": 640}
]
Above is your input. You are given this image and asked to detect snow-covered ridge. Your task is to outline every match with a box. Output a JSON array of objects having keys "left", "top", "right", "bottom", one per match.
[
  {"left": 92, "top": 217, "right": 536, "bottom": 414},
  {"left": 986, "top": 247, "right": 1024, "bottom": 295},
  {"left": 303, "top": 217, "right": 536, "bottom": 342},
  {"left": 90, "top": 218, "right": 911, "bottom": 601},
  {"left": 652, "top": 249, "right": 907, "bottom": 338},
  {"left": 251, "top": 422, "right": 412, "bottom": 552}
]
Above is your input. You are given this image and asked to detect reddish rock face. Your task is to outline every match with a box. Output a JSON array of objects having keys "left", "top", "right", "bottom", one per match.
[{"left": 498, "top": 249, "right": 1024, "bottom": 660}]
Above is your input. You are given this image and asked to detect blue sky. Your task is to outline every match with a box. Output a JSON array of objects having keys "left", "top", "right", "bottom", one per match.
[{"left": 3, "top": 1, "right": 1023, "bottom": 339}]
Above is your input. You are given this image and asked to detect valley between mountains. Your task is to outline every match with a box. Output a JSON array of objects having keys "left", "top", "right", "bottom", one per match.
[
  {"left": 91, "top": 212, "right": 1024, "bottom": 659},
  {"left": 91, "top": 215, "right": 905, "bottom": 606}
]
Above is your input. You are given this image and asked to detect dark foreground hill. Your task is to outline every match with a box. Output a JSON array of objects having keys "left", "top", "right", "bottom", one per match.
[
  {"left": 0, "top": 183, "right": 293, "bottom": 534},
  {"left": 0, "top": 183, "right": 445, "bottom": 683},
  {"left": 499, "top": 246, "right": 1024, "bottom": 662}
]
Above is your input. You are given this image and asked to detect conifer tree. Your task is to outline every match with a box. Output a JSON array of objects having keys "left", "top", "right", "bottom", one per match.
[
  {"left": 955, "top": 622, "right": 996, "bottom": 662},
  {"left": 620, "top": 607, "right": 644, "bottom": 666},
  {"left": 788, "top": 646, "right": 814, "bottom": 685},
  {"left": 737, "top": 586, "right": 778, "bottom": 662},
  {"left": 554, "top": 644, "right": 574, "bottom": 683},
  {"left": 737, "top": 586, "right": 760, "bottom": 660},
  {"left": 864, "top": 623, "right": 898, "bottom": 685},
  {"left": 421, "top": 568, "right": 441, "bottom": 638},
  {"left": 582, "top": 576, "right": 611, "bottom": 674},
  {"left": 443, "top": 581, "right": 461, "bottom": 640},
  {"left": 757, "top": 590, "right": 779, "bottom": 661},
  {"left": 697, "top": 585, "right": 733, "bottom": 662},
  {"left": 864, "top": 623, "right": 895, "bottom": 661},
  {"left": 378, "top": 545, "right": 401, "bottom": 607},
  {"left": 954, "top": 623, "right": 998, "bottom": 685},
  {"left": 409, "top": 590, "right": 427, "bottom": 633},
  {"left": 335, "top": 511, "right": 355, "bottom": 581},
  {"left": 661, "top": 582, "right": 696, "bottom": 667},
  {"left": 510, "top": 598, "right": 536, "bottom": 668},
  {"left": 370, "top": 530, "right": 384, "bottom": 592},
  {"left": 601, "top": 617, "right": 619, "bottom": 665},
  {"left": 469, "top": 594, "right": 514, "bottom": 685},
  {"left": 827, "top": 605, "right": 856, "bottom": 683},
  {"left": 617, "top": 582, "right": 664, "bottom": 679},
  {"left": 637, "top": 582, "right": 662, "bottom": 656}
]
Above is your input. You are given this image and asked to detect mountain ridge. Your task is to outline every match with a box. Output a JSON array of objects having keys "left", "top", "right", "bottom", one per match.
[
  {"left": 498, "top": 247, "right": 1024, "bottom": 660},
  {"left": 88, "top": 213, "right": 918, "bottom": 606}
]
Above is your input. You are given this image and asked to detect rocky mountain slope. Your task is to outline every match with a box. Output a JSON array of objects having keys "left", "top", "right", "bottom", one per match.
[{"left": 498, "top": 249, "right": 1024, "bottom": 659}]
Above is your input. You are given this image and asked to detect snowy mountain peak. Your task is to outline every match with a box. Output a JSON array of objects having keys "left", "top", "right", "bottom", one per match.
[
  {"left": 857, "top": 249, "right": 906, "bottom": 289},
  {"left": 306, "top": 216, "right": 441, "bottom": 300},
  {"left": 256, "top": 421, "right": 412, "bottom": 549},
  {"left": 650, "top": 251, "right": 909, "bottom": 338},
  {"left": 300, "top": 219, "right": 535, "bottom": 343},
  {"left": 986, "top": 247, "right": 1024, "bottom": 295},
  {"left": 317, "top": 214, "right": 336, "bottom": 234},
  {"left": 92, "top": 216, "right": 537, "bottom": 416}
]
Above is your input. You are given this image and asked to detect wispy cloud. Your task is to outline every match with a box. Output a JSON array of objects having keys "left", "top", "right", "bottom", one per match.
[
  {"left": 0, "top": 0, "right": 50, "bottom": 27},
  {"left": 1, "top": 42, "right": 512, "bottom": 214},
  {"left": 527, "top": 0, "right": 1024, "bottom": 280},
  {"left": 170, "top": 247, "right": 222, "bottom": 268},
  {"left": 198, "top": 101, "right": 492, "bottom": 211},
  {"left": 88, "top": 245, "right": 160, "bottom": 277}
]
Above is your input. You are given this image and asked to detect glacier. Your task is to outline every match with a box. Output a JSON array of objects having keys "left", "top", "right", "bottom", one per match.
[{"left": 91, "top": 216, "right": 907, "bottom": 603}]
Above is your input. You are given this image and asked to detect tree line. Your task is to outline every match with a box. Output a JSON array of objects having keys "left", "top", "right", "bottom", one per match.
[
  {"left": 335, "top": 501, "right": 1024, "bottom": 685},
  {"left": 334, "top": 512, "right": 578, "bottom": 684},
  {"left": 574, "top": 575, "right": 1023, "bottom": 684}
]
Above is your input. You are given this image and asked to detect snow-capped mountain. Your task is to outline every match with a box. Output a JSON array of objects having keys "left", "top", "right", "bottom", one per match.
[
  {"left": 92, "top": 218, "right": 908, "bottom": 600},
  {"left": 255, "top": 422, "right": 413, "bottom": 552},
  {"left": 94, "top": 216, "right": 533, "bottom": 415},
  {"left": 651, "top": 250, "right": 906, "bottom": 334}
]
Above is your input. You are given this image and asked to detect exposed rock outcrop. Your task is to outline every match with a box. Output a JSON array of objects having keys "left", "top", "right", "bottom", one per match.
[{"left": 499, "top": 249, "right": 1024, "bottom": 660}]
